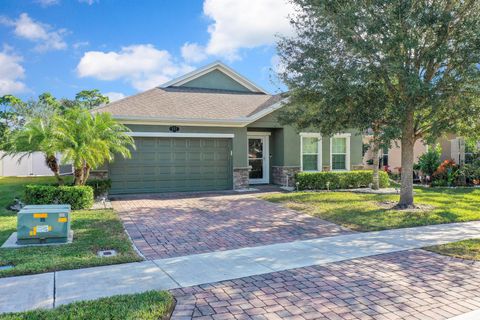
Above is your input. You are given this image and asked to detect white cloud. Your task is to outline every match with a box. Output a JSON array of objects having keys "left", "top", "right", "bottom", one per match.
[
  {"left": 203, "top": 0, "right": 296, "bottom": 60},
  {"left": 104, "top": 92, "right": 126, "bottom": 102},
  {"left": 0, "top": 47, "right": 27, "bottom": 95},
  {"left": 35, "top": 0, "right": 60, "bottom": 7},
  {"left": 78, "top": 0, "right": 98, "bottom": 4},
  {"left": 72, "top": 41, "right": 89, "bottom": 49},
  {"left": 77, "top": 44, "right": 194, "bottom": 91},
  {"left": 0, "top": 13, "right": 67, "bottom": 52},
  {"left": 181, "top": 42, "right": 208, "bottom": 63}
]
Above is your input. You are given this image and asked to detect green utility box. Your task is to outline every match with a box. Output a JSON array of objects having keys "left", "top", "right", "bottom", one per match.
[{"left": 17, "top": 204, "right": 71, "bottom": 244}]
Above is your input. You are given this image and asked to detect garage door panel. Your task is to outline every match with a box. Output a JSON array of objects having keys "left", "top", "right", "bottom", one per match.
[{"left": 109, "top": 137, "right": 233, "bottom": 194}]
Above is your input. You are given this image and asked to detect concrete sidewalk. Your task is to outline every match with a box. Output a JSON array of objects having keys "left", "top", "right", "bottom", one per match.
[{"left": 1, "top": 221, "right": 480, "bottom": 314}]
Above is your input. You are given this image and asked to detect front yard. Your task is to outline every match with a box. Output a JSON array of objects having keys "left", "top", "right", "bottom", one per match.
[
  {"left": 264, "top": 187, "right": 480, "bottom": 260},
  {"left": 0, "top": 177, "right": 141, "bottom": 277}
]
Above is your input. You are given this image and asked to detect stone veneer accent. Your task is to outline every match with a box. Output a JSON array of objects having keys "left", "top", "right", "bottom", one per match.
[
  {"left": 233, "top": 167, "right": 250, "bottom": 189},
  {"left": 272, "top": 166, "right": 300, "bottom": 187},
  {"left": 89, "top": 170, "right": 108, "bottom": 179}
]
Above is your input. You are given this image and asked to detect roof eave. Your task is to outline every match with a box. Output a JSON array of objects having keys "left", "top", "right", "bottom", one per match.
[{"left": 114, "top": 115, "right": 249, "bottom": 127}]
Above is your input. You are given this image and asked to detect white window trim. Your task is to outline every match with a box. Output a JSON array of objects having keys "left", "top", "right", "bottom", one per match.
[
  {"left": 300, "top": 133, "right": 322, "bottom": 172},
  {"left": 127, "top": 132, "right": 235, "bottom": 138},
  {"left": 330, "top": 133, "right": 351, "bottom": 171}
]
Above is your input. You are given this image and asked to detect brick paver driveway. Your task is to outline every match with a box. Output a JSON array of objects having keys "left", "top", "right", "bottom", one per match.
[
  {"left": 172, "top": 250, "right": 480, "bottom": 320},
  {"left": 112, "top": 192, "right": 351, "bottom": 260}
]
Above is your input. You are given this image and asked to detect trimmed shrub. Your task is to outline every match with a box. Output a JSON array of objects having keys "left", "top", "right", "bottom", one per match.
[
  {"left": 25, "top": 185, "right": 94, "bottom": 210},
  {"left": 296, "top": 170, "right": 390, "bottom": 191},
  {"left": 86, "top": 179, "right": 112, "bottom": 197}
]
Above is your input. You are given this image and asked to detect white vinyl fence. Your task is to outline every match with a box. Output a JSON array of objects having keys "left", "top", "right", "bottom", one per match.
[{"left": 0, "top": 152, "right": 72, "bottom": 177}]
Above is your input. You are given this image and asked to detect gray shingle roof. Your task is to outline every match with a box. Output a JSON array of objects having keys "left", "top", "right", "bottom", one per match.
[{"left": 94, "top": 87, "right": 285, "bottom": 121}]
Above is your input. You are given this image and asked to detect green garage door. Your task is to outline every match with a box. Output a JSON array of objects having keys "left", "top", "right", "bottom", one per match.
[{"left": 109, "top": 137, "right": 233, "bottom": 194}]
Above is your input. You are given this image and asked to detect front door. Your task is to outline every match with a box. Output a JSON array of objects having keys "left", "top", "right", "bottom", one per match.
[{"left": 248, "top": 135, "right": 269, "bottom": 184}]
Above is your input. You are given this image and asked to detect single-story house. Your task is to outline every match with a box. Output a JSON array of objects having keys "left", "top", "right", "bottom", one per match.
[{"left": 95, "top": 61, "right": 364, "bottom": 194}]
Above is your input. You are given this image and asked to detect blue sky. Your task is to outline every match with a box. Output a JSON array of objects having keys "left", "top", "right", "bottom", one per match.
[{"left": 0, "top": 0, "right": 294, "bottom": 102}]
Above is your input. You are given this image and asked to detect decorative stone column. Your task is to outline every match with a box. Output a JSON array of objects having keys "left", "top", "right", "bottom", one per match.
[
  {"left": 233, "top": 167, "right": 250, "bottom": 189},
  {"left": 272, "top": 166, "right": 300, "bottom": 187}
]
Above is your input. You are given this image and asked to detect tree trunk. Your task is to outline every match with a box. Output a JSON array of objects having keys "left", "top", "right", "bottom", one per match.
[
  {"left": 45, "top": 154, "right": 64, "bottom": 186},
  {"left": 398, "top": 114, "right": 416, "bottom": 208},
  {"left": 83, "top": 164, "right": 91, "bottom": 185},
  {"left": 74, "top": 167, "right": 84, "bottom": 186},
  {"left": 371, "top": 139, "right": 381, "bottom": 190}
]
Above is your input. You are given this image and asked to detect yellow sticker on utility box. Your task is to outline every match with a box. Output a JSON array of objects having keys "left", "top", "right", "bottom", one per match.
[
  {"left": 58, "top": 217, "right": 68, "bottom": 223},
  {"left": 33, "top": 213, "right": 48, "bottom": 218}
]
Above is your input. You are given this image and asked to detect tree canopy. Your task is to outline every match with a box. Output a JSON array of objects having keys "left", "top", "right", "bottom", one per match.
[
  {"left": 59, "top": 107, "right": 134, "bottom": 185},
  {"left": 277, "top": 0, "right": 480, "bottom": 207},
  {"left": 1, "top": 91, "right": 130, "bottom": 186},
  {"left": 75, "top": 89, "right": 110, "bottom": 110}
]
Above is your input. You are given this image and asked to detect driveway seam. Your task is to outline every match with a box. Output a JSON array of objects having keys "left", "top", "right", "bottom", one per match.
[{"left": 151, "top": 260, "right": 182, "bottom": 288}]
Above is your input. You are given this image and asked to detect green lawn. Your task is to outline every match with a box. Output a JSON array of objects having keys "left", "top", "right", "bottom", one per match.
[
  {"left": 0, "top": 176, "right": 141, "bottom": 277},
  {"left": 264, "top": 187, "right": 480, "bottom": 231},
  {"left": 264, "top": 187, "right": 480, "bottom": 260},
  {"left": 426, "top": 239, "right": 480, "bottom": 261},
  {"left": 0, "top": 290, "right": 174, "bottom": 320}
]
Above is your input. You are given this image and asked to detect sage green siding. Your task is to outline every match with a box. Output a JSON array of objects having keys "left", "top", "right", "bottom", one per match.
[
  {"left": 247, "top": 112, "right": 283, "bottom": 128},
  {"left": 350, "top": 132, "right": 364, "bottom": 166},
  {"left": 109, "top": 137, "right": 232, "bottom": 194},
  {"left": 180, "top": 70, "right": 251, "bottom": 92},
  {"left": 247, "top": 111, "right": 364, "bottom": 169}
]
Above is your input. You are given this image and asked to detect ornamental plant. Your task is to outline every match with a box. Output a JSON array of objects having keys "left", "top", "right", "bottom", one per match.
[
  {"left": 433, "top": 160, "right": 459, "bottom": 187},
  {"left": 415, "top": 145, "right": 442, "bottom": 180}
]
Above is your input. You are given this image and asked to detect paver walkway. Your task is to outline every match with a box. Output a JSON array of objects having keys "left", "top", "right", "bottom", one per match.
[
  {"left": 112, "top": 193, "right": 351, "bottom": 259},
  {"left": 1, "top": 221, "right": 480, "bottom": 315}
]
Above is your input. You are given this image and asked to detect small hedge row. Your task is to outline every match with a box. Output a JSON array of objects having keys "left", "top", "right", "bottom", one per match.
[
  {"left": 25, "top": 185, "right": 94, "bottom": 210},
  {"left": 296, "top": 170, "right": 390, "bottom": 190}
]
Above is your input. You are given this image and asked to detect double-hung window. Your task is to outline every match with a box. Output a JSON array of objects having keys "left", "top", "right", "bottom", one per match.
[
  {"left": 331, "top": 134, "right": 351, "bottom": 171},
  {"left": 301, "top": 133, "right": 322, "bottom": 171}
]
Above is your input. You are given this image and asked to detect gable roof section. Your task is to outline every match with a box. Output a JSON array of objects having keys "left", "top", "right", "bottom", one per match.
[
  {"left": 94, "top": 61, "right": 287, "bottom": 127},
  {"left": 95, "top": 86, "right": 287, "bottom": 126},
  {"left": 180, "top": 69, "right": 252, "bottom": 92},
  {"left": 161, "top": 61, "right": 268, "bottom": 94}
]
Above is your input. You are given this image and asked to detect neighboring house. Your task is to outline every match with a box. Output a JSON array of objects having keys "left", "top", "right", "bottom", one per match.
[
  {"left": 363, "top": 134, "right": 467, "bottom": 173},
  {"left": 0, "top": 152, "right": 71, "bottom": 177},
  {"left": 95, "top": 61, "right": 364, "bottom": 195}
]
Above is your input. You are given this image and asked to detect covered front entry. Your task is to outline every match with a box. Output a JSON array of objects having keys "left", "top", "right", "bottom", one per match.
[{"left": 109, "top": 136, "right": 233, "bottom": 194}]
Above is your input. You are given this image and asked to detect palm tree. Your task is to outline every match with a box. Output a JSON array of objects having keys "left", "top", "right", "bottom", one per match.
[
  {"left": 59, "top": 108, "right": 134, "bottom": 185},
  {"left": 2, "top": 116, "right": 65, "bottom": 185}
]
